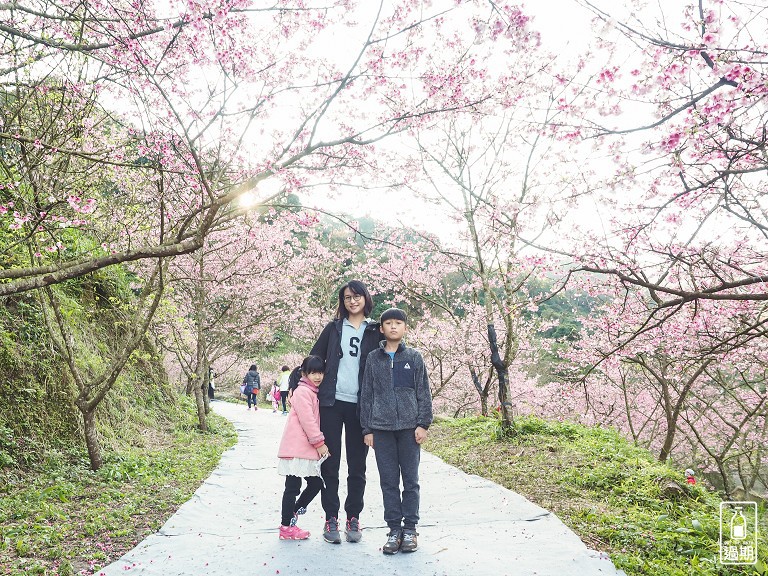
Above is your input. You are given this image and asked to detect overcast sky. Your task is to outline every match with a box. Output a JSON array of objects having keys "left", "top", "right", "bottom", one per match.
[
  {"left": 525, "top": 0, "right": 594, "bottom": 51},
  {"left": 314, "top": 0, "right": 600, "bottom": 241}
]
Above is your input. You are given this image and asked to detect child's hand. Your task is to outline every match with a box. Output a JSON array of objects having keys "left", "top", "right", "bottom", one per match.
[
  {"left": 415, "top": 426, "right": 428, "bottom": 444},
  {"left": 317, "top": 444, "right": 329, "bottom": 458},
  {"left": 363, "top": 433, "right": 374, "bottom": 448}
]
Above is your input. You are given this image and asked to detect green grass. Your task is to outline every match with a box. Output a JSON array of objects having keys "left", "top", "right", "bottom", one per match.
[
  {"left": 424, "top": 415, "right": 768, "bottom": 576},
  {"left": 0, "top": 401, "right": 236, "bottom": 576}
]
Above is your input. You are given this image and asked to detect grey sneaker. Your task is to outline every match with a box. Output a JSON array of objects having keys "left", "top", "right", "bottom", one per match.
[
  {"left": 345, "top": 517, "right": 362, "bottom": 542},
  {"left": 323, "top": 517, "right": 341, "bottom": 544},
  {"left": 400, "top": 529, "right": 418, "bottom": 552},
  {"left": 382, "top": 529, "right": 402, "bottom": 555}
]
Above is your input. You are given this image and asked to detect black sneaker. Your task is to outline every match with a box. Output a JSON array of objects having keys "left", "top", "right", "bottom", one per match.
[
  {"left": 323, "top": 517, "right": 341, "bottom": 544},
  {"left": 400, "top": 528, "right": 418, "bottom": 552},
  {"left": 345, "top": 517, "right": 362, "bottom": 542},
  {"left": 382, "top": 529, "right": 402, "bottom": 555}
]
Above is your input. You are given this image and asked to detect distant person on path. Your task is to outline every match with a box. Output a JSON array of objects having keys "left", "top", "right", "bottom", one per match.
[
  {"left": 242, "top": 364, "right": 261, "bottom": 410},
  {"left": 208, "top": 367, "right": 216, "bottom": 400},
  {"left": 308, "top": 279, "right": 381, "bottom": 544},
  {"left": 277, "top": 365, "right": 292, "bottom": 414},
  {"left": 277, "top": 355, "right": 330, "bottom": 540},
  {"left": 360, "top": 307, "right": 433, "bottom": 555},
  {"left": 271, "top": 378, "right": 281, "bottom": 413}
]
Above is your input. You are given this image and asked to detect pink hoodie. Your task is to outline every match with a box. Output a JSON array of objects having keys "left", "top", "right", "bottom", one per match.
[{"left": 277, "top": 377, "right": 325, "bottom": 460}]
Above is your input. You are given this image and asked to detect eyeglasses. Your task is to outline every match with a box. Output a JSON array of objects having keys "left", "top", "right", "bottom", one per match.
[{"left": 344, "top": 294, "right": 363, "bottom": 303}]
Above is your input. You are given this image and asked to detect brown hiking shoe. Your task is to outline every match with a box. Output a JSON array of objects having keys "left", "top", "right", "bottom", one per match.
[
  {"left": 400, "top": 528, "right": 418, "bottom": 552},
  {"left": 382, "top": 529, "right": 402, "bottom": 555}
]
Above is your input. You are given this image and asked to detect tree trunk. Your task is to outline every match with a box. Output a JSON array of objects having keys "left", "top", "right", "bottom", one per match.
[
  {"left": 488, "top": 323, "right": 514, "bottom": 432},
  {"left": 80, "top": 405, "right": 103, "bottom": 471},
  {"left": 658, "top": 426, "right": 674, "bottom": 463},
  {"left": 654, "top": 359, "right": 710, "bottom": 462},
  {"left": 201, "top": 360, "right": 211, "bottom": 415},
  {"left": 713, "top": 456, "right": 735, "bottom": 497},
  {"left": 191, "top": 250, "right": 208, "bottom": 430},
  {"left": 39, "top": 264, "right": 166, "bottom": 473},
  {"left": 193, "top": 379, "right": 208, "bottom": 432},
  {"left": 470, "top": 367, "right": 488, "bottom": 416},
  {"left": 203, "top": 373, "right": 211, "bottom": 414}
]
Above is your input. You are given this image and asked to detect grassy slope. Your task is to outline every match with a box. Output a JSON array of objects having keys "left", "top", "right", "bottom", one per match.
[
  {"left": 423, "top": 416, "right": 767, "bottom": 576},
  {"left": 0, "top": 396, "right": 236, "bottom": 576}
]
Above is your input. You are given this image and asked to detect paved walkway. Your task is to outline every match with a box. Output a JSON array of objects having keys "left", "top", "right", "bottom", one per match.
[{"left": 98, "top": 400, "right": 625, "bottom": 576}]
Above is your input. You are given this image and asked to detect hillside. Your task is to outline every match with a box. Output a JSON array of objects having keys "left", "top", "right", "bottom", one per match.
[
  {"left": 0, "top": 271, "right": 176, "bottom": 473},
  {"left": 0, "top": 274, "right": 238, "bottom": 575}
]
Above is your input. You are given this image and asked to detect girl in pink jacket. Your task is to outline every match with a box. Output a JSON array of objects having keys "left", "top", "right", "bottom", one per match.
[{"left": 277, "top": 355, "right": 330, "bottom": 540}]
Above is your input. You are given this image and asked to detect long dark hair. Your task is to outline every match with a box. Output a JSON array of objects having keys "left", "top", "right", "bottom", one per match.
[{"left": 334, "top": 279, "right": 373, "bottom": 319}]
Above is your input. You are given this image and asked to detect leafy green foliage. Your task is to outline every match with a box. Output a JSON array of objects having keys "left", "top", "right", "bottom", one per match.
[
  {"left": 524, "top": 276, "right": 605, "bottom": 341},
  {"left": 425, "top": 415, "right": 767, "bottom": 576},
  {"left": 0, "top": 294, "right": 81, "bottom": 469}
]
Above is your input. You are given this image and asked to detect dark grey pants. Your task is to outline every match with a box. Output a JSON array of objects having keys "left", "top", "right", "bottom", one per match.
[{"left": 372, "top": 428, "right": 421, "bottom": 530}]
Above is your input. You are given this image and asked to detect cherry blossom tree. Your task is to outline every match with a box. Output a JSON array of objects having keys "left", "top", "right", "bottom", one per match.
[
  {"left": 557, "top": 1, "right": 768, "bottom": 339},
  {"left": 407, "top": 305, "right": 495, "bottom": 417},
  {"left": 154, "top": 208, "right": 336, "bottom": 429},
  {"left": 401, "top": 111, "right": 567, "bottom": 432},
  {"left": 679, "top": 359, "right": 768, "bottom": 497},
  {"left": 354, "top": 219, "right": 548, "bottom": 423},
  {"left": 0, "top": 0, "right": 543, "bottom": 298},
  {"left": 552, "top": 276, "right": 768, "bottom": 496},
  {"left": 501, "top": 1, "right": 768, "bottom": 490},
  {"left": 563, "top": 288, "right": 717, "bottom": 457}
]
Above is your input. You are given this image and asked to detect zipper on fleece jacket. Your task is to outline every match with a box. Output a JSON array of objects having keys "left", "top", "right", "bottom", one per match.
[{"left": 389, "top": 349, "right": 399, "bottom": 424}]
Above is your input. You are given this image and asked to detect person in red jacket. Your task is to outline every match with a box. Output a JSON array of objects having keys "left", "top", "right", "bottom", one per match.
[{"left": 276, "top": 355, "right": 330, "bottom": 540}]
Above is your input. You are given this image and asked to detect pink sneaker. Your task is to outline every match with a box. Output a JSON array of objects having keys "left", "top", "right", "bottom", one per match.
[{"left": 279, "top": 525, "right": 310, "bottom": 540}]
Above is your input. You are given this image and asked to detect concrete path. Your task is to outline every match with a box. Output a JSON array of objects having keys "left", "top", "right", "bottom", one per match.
[{"left": 97, "top": 400, "right": 625, "bottom": 576}]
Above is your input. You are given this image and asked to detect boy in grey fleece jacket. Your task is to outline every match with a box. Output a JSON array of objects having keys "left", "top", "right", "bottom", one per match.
[{"left": 360, "top": 308, "right": 433, "bottom": 555}]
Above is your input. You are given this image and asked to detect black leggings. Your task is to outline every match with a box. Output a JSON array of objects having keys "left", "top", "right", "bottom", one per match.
[
  {"left": 280, "top": 390, "right": 289, "bottom": 411},
  {"left": 319, "top": 401, "right": 368, "bottom": 520},
  {"left": 281, "top": 475, "right": 323, "bottom": 526}
]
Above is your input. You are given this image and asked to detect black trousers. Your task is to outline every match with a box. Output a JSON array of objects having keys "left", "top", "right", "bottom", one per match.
[
  {"left": 281, "top": 475, "right": 323, "bottom": 526},
  {"left": 319, "top": 401, "right": 368, "bottom": 521}
]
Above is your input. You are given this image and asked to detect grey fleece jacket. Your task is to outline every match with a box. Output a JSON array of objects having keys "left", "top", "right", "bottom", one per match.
[{"left": 360, "top": 341, "right": 433, "bottom": 436}]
